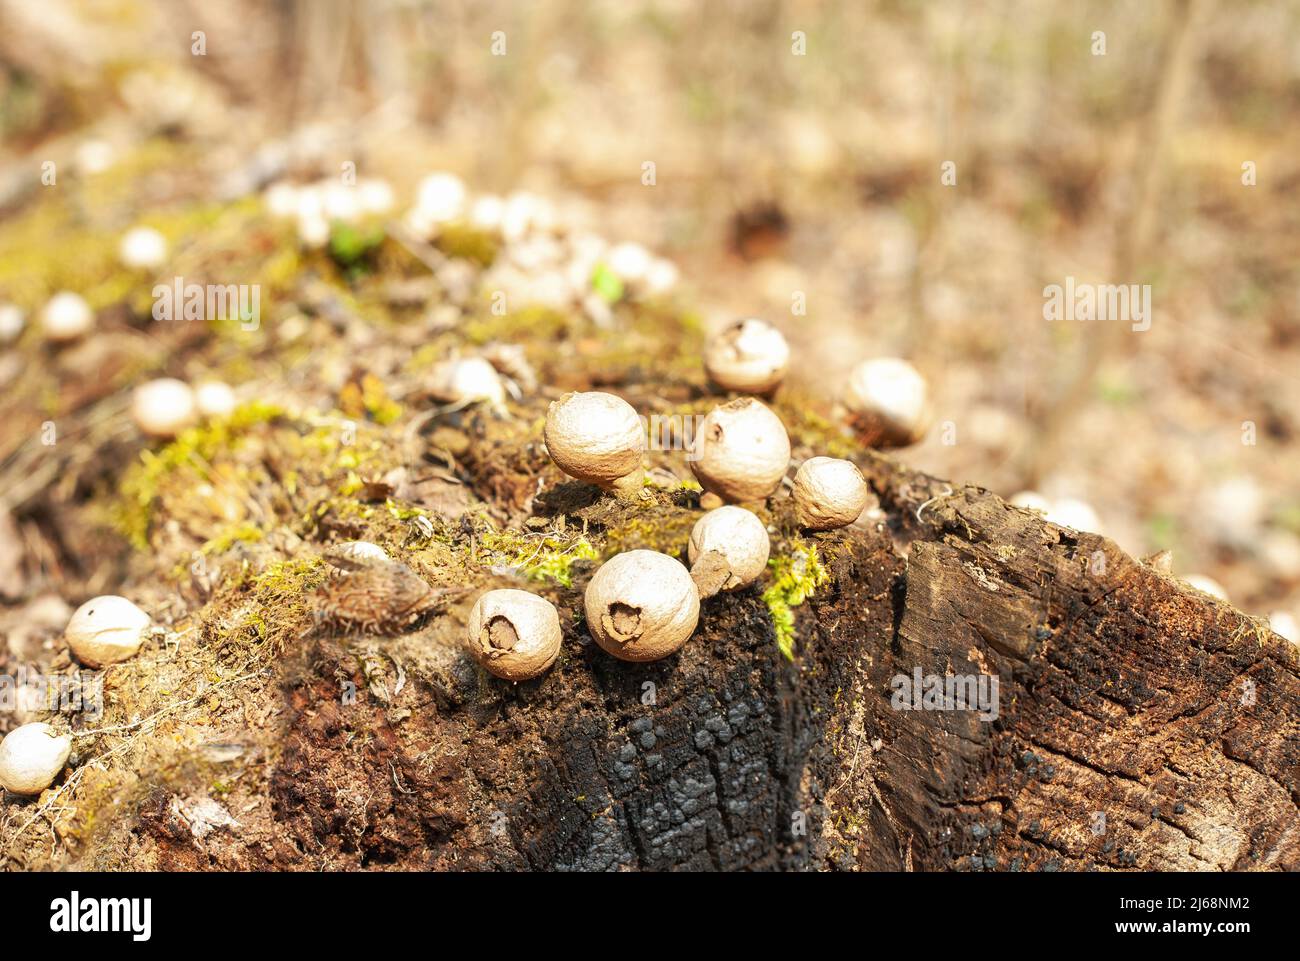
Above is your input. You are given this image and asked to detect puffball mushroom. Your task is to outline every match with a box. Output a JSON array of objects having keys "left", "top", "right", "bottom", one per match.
[
  {"left": 584, "top": 550, "right": 700, "bottom": 662},
  {"left": 416, "top": 172, "right": 467, "bottom": 224},
  {"left": 429, "top": 357, "right": 507, "bottom": 407},
  {"left": 792, "top": 457, "right": 869, "bottom": 530},
  {"left": 131, "top": 378, "right": 197, "bottom": 438},
  {"left": 844, "top": 357, "right": 930, "bottom": 447},
  {"left": 0, "top": 723, "right": 72, "bottom": 795},
  {"left": 467, "top": 589, "right": 563, "bottom": 681},
  {"left": 323, "top": 540, "right": 391, "bottom": 572},
  {"left": 40, "top": 291, "right": 94, "bottom": 342},
  {"left": 704, "top": 318, "right": 790, "bottom": 394},
  {"left": 689, "top": 398, "right": 791, "bottom": 503},
  {"left": 687, "top": 506, "right": 769, "bottom": 598},
  {"left": 194, "top": 380, "right": 236, "bottom": 419},
  {"left": 0, "top": 303, "right": 24, "bottom": 344},
  {"left": 118, "top": 226, "right": 168, "bottom": 270},
  {"left": 544, "top": 391, "right": 646, "bottom": 498},
  {"left": 65, "top": 595, "right": 151, "bottom": 667}
]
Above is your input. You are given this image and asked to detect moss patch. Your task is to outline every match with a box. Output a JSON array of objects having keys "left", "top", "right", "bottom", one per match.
[{"left": 762, "top": 542, "right": 830, "bottom": 661}]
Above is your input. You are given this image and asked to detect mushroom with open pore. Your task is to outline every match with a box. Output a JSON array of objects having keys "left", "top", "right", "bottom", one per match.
[
  {"left": 467, "top": 589, "right": 563, "bottom": 681},
  {"left": 584, "top": 550, "right": 699, "bottom": 661},
  {"left": 687, "top": 506, "right": 770, "bottom": 598}
]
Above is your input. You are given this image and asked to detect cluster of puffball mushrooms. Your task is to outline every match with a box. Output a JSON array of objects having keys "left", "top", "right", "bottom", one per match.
[
  {"left": 464, "top": 315, "right": 930, "bottom": 682},
  {"left": 0, "top": 595, "right": 151, "bottom": 795}
]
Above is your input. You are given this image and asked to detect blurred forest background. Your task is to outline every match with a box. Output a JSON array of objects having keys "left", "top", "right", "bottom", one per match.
[{"left": 2, "top": 0, "right": 1299, "bottom": 617}]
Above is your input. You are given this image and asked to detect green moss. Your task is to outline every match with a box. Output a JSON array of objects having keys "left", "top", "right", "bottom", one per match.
[
  {"left": 762, "top": 542, "right": 830, "bottom": 661},
  {"left": 235, "top": 555, "right": 329, "bottom": 650},
  {"left": 479, "top": 526, "right": 598, "bottom": 587},
  {"left": 200, "top": 522, "right": 265, "bottom": 555},
  {"left": 434, "top": 223, "right": 498, "bottom": 267},
  {"left": 113, "top": 401, "right": 286, "bottom": 548},
  {"left": 464, "top": 304, "right": 573, "bottom": 345}
]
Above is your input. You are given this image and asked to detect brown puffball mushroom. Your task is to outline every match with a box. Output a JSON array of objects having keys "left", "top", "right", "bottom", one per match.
[
  {"left": 792, "top": 457, "right": 869, "bottom": 530},
  {"left": 467, "top": 589, "right": 562, "bottom": 681},
  {"left": 0, "top": 722, "right": 72, "bottom": 795},
  {"left": 584, "top": 550, "right": 700, "bottom": 661},
  {"left": 544, "top": 391, "right": 646, "bottom": 498},
  {"left": 843, "top": 357, "right": 931, "bottom": 447},
  {"left": 704, "top": 318, "right": 790, "bottom": 394},
  {"left": 689, "top": 398, "right": 790, "bottom": 503},
  {"left": 687, "top": 506, "right": 770, "bottom": 598}
]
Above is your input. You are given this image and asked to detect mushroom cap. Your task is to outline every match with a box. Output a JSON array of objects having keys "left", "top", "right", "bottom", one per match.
[
  {"left": 40, "top": 291, "right": 94, "bottom": 342},
  {"left": 844, "top": 357, "right": 930, "bottom": 445},
  {"left": 0, "top": 303, "right": 24, "bottom": 344},
  {"left": 263, "top": 181, "right": 299, "bottom": 219},
  {"left": 688, "top": 506, "right": 770, "bottom": 593},
  {"left": 357, "top": 178, "right": 395, "bottom": 215},
  {"left": 416, "top": 172, "right": 467, "bottom": 223},
  {"left": 792, "top": 456, "right": 869, "bottom": 530},
  {"left": 703, "top": 318, "right": 790, "bottom": 394},
  {"left": 194, "top": 380, "right": 237, "bottom": 419},
  {"left": 429, "top": 357, "right": 506, "bottom": 406},
  {"left": 66, "top": 595, "right": 151, "bottom": 668},
  {"left": 544, "top": 391, "right": 646, "bottom": 488},
  {"left": 467, "top": 589, "right": 563, "bottom": 681},
  {"left": 323, "top": 540, "right": 392, "bottom": 572},
  {"left": 131, "top": 378, "right": 198, "bottom": 438},
  {"left": 0, "top": 723, "right": 72, "bottom": 795},
  {"left": 584, "top": 550, "right": 700, "bottom": 662},
  {"left": 119, "top": 226, "right": 168, "bottom": 270},
  {"left": 689, "top": 398, "right": 791, "bottom": 503}
]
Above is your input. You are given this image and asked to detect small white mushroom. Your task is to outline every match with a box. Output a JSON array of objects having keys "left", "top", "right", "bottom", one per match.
[
  {"left": 843, "top": 357, "right": 930, "bottom": 447},
  {"left": 132, "top": 378, "right": 198, "bottom": 438},
  {"left": 118, "top": 226, "right": 168, "bottom": 270},
  {"left": 544, "top": 391, "right": 646, "bottom": 498},
  {"left": 263, "top": 181, "right": 299, "bottom": 219},
  {"left": 0, "top": 303, "right": 24, "bottom": 344},
  {"left": 690, "top": 398, "right": 791, "bottom": 504},
  {"left": 606, "top": 242, "right": 653, "bottom": 284},
  {"left": 323, "top": 540, "right": 392, "bottom": 572},
  {"left": 467, "top": 589, "right": 563, "bottom": 681},
  {"left": 468, "top": 194, "right": 506, "bottom": 233},
  {"left": 0, "top": 723, "right": 72, "bottom": 795},
  {"left": 194, "top": 380, "right": 237, "bottom": 419},
  {"left": 415, "top": 172, "right": 467, "bottom": 224},
  {"left": 704, "top": 318, "right": 790, "bottom": 394},
  {"left": 321, "top": 181, "right": 362, "bottom": 223},
  {"left": 65, "top": 595, "right": 151, "bottom": 667},
  {"left": 792, "top": 457, "right": 869, "bottom": 530},
  {"left": 584, "top": 550, "right": 699, "bottom": 662},
  {"left": 357, "top": 178, "right": 395, "bottom": 216},
  {"left": 687, "top": 506, "right": 770, "bottom": 598},
  {"left": 429, "top": 357, "right": 507, "bottom": 408},
  {"left": 40, "top": 291, "right": 94, "bottom": 342}
]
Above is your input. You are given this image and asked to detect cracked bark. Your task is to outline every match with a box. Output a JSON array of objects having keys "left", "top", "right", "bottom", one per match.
[{"left": 256, "top": 450, "right": 1299, "bottom": 872}]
